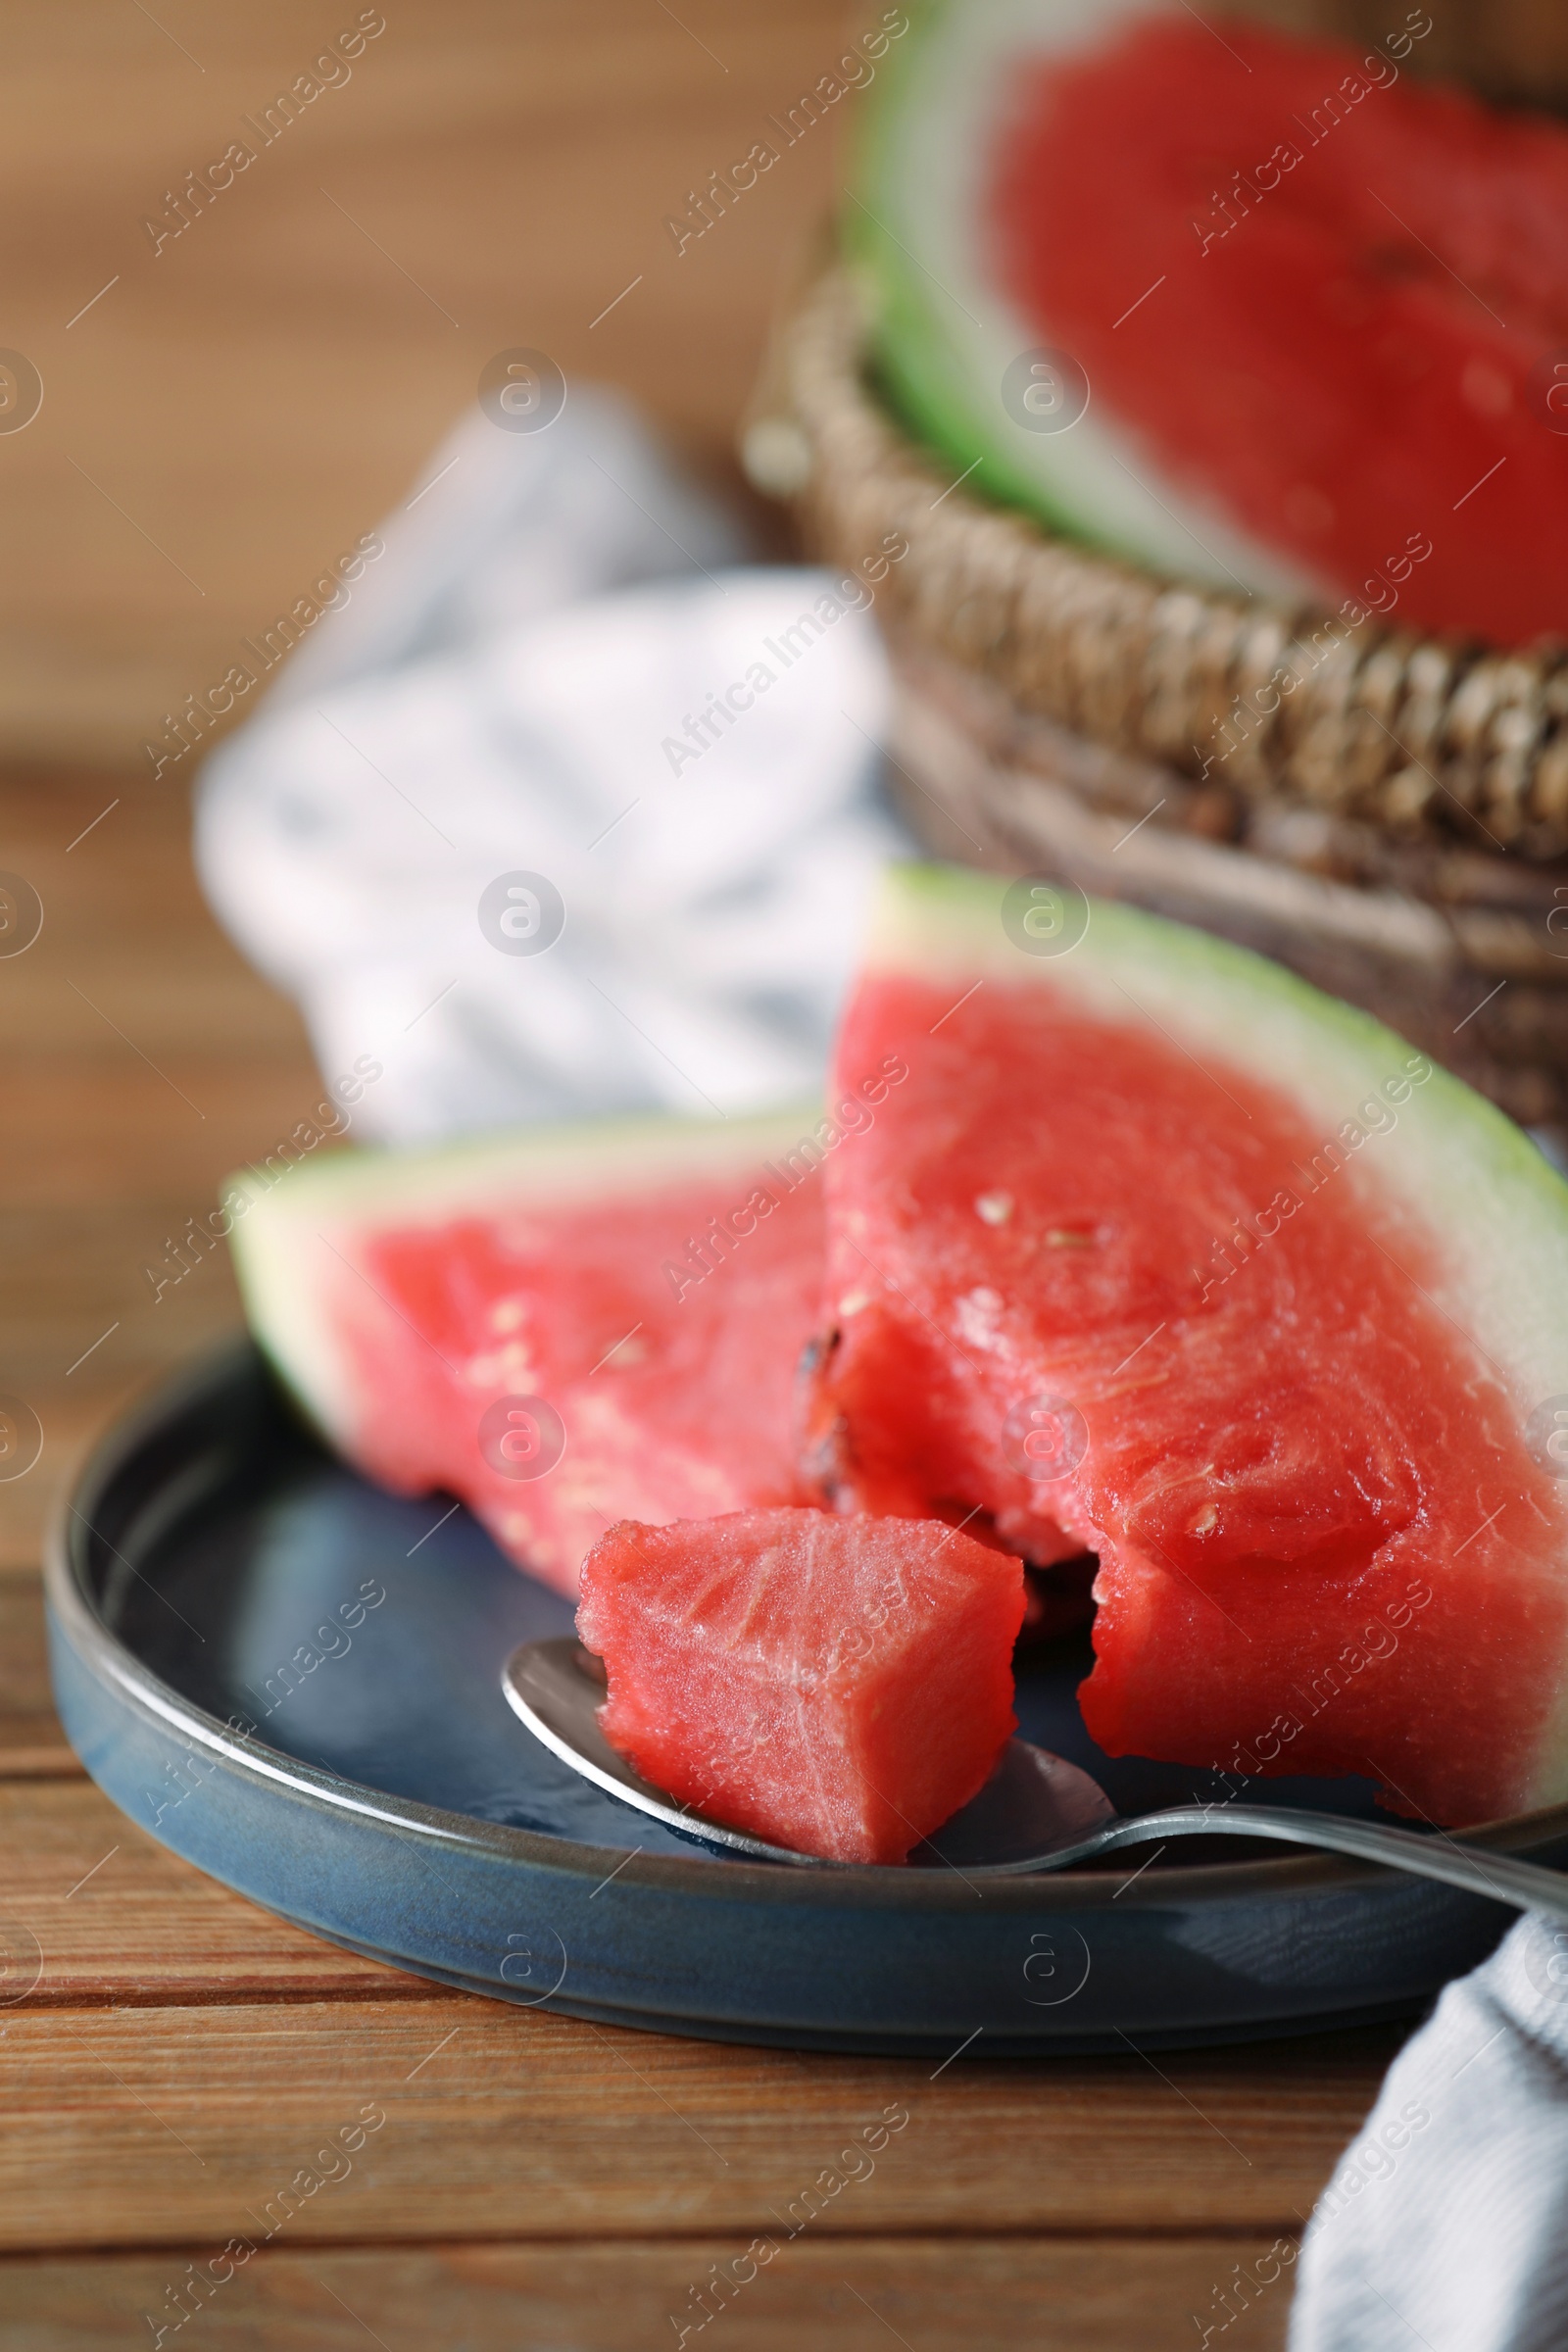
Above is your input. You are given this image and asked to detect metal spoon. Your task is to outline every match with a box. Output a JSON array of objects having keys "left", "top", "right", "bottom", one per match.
[{"left": 501, "top": 1638, "right": 1568, "bottom": 1920}]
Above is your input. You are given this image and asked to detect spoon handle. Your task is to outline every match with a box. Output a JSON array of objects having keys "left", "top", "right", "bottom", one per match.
[{"left": 1037, "top": 1805, "right": 1568, "bottom": 1921}]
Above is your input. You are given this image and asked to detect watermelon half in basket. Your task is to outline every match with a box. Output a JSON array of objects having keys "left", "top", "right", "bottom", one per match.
[
  {"left": 225, "top": 1108, "right": 833, "bottom": 1595},
  {"left": 853, "top": 0, "right": 1568, "bottom": 643},
  {"left": 803, "top": 863, "right": 1568, "bottom": 1827}
]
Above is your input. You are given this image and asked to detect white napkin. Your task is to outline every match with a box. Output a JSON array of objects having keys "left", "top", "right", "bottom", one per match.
[
  {"left": 195, "top": 390, "right": 911, "bottom": 1142},
  {"left": 1288, "top": 1913, "right": 1568, "bottom": 2352}
]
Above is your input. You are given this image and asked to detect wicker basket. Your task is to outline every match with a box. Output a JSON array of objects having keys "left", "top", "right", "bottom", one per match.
[{"left": 752, "top": 268, "right": 1568, "bottom": 1139}]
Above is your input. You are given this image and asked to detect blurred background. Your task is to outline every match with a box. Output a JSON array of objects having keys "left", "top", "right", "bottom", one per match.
[
  {"left": 7, "top": 0, "right": 1566, "bottom": 769},
  {"left": 1, "top": 0, "right": 869, "bottom": 1586},
  {"left": 1, "top": 1, "right": 858, "bottom": 762}
]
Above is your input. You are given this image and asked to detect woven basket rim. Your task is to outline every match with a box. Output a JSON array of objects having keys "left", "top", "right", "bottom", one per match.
[{"left": 771, "top": 265, "right": 1568, "bottom": 867}]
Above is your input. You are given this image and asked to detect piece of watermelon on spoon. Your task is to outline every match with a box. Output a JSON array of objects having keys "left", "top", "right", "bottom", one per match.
[{"left": 576, "top": 1506, "right": 1028, "bottom": 1865}]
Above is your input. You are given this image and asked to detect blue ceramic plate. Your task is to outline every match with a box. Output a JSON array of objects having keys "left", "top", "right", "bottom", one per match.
[{"left": 45, "top": 1344, "right": 1568, "bottom": 2053}]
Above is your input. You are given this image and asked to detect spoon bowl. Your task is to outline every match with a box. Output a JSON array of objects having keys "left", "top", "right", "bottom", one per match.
[
  {"left": 502, "top": 1638, "right": 1568, "bottom": 1920},
  {"left": 501, "top": 1637, "right": 1118, "bottom": 1867}
]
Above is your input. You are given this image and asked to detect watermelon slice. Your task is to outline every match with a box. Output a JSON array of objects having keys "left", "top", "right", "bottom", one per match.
[
  {"left": 576, "top": 1507, "right": 1027, "bottom": 1863},
  {"left": 805, "top": 863, "right": 1568, "bottom": 1827},
  {"left": 855, "top": 1, "right": 1568, "bottom": 644},
  {"left": 224, "top": 1109, "right": 832, "bottom": 1595}
]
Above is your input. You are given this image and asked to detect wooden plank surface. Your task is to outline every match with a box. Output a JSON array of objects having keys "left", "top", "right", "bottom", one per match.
[
  {"left": 0, "top": 0, "right": 842, "bottom": 766},
  {"left": 0, "top": 1986, "right": 1396, "bottom": 2251},
  {"left": 0, "top": 2238, "right": 1296, "bottom": 2352},
  {"left": 0, "top": 1575, "right": 78, "bottom": 1774},
  {"left": 0, "top": 768, "right": 321, "bottom": 1572}
]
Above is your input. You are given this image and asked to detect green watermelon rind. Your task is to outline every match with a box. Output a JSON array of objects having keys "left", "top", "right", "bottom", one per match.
[
  {"left": 848, "top": 0, "right": 1091, "bottom": 536},
  {"left": 847, "top": 0, "right": 1323, "bottom": 601},
  {"left": 868, "top": 861, "right": 1568, "bottom": 1410},
  {"left": 224, "top": 1105, "right": 823, "bottom": 1453}
]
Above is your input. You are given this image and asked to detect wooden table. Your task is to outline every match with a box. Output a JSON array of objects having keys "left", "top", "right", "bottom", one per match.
[{"left": 0, "top": 765, "right": 1406, "bottom": 2348}]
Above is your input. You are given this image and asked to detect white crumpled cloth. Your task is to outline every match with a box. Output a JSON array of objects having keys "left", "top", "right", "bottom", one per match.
[
  {"left": 1288, "top": 1912, "right": 1568, "bottom": 2352},
  {"left": 196, "top": 387, "right": 911, "bottom": 1142},
  {"left": 195, "top": 382, "right": 1568, "bottom": 2346}
]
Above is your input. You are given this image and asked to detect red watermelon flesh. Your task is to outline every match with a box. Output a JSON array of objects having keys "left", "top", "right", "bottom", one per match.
[
  {"left": 992, "top": 15, "right": 1568, "bottom": 645},
  {"left": 576, "top": 1507, "right": 1027, "bottom": 1864},
  {"left": 805, "top": 867, "right": 1568, "bottom": 1829},
  {"left": 224, "top": 1113, "right": 828, "bottom": 1595}
]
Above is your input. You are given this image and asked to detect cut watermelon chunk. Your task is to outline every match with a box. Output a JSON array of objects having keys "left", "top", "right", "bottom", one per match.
[
  {"left": 224, "top": 1110, "right": 830, "bottom": 1594},
  {"left": 576, "top": 1507, "right": 1027, "bottom": 1864},
  {"left": 807, "top": 863, "right": 1568, "bottom": 1827},
  {"left": 856, "top": 1, "right": 1568, "bottom": 644}
]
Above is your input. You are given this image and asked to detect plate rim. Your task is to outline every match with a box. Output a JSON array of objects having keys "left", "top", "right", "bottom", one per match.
[{"left": 46, "top": 1339, "right": 1568, "bottom": 1917}]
